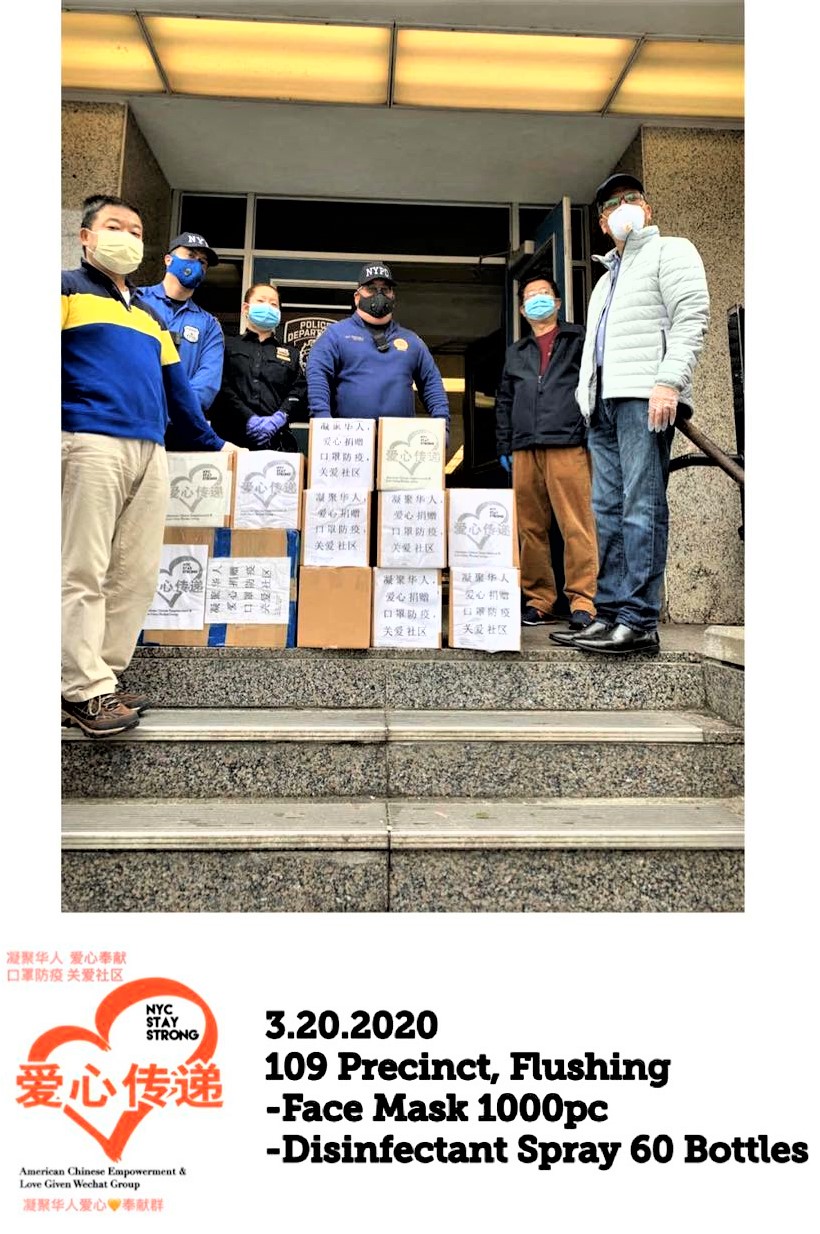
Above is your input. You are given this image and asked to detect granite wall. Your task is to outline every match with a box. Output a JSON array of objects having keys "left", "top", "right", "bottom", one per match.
[
  {"left": 120, "top": 108, "right": 173, "bottom": 285},
  {"left": 61, "top": 102, "right": 171, "bottom": 283},
  {"left": 605, "top": 126, "right": 744, "bottom": 624},
  {"left": 62, "top": 101, "right": 125, "bottom": 268}
]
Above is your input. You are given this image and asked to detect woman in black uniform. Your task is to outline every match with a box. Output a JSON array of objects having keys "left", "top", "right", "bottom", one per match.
[{"left": 210, "top": 283, "right": 306, "bottom": 450}]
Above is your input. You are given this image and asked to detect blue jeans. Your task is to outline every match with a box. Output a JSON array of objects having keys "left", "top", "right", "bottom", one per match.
[{"left": 587, "top": 396, "right": 673, "bottom": 631}]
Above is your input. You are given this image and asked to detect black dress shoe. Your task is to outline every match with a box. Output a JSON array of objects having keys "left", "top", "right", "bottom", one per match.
[
  {"left": 572, "top": 622, "right": 660, "bottom": 655},
  {"left": 549, "top": 619, "right": 612, "bottom": 646}
]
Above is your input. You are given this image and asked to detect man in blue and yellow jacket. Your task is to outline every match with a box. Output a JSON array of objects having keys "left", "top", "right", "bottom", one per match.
[{"left": 61, "top": 194, "right": 239, "bottom": 737}]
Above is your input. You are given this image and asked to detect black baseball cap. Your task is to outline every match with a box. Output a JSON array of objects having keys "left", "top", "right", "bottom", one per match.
[
  {"left": 595, "top": 174, "right": 645, "bottom": 209},
  {"left": 357, "top": 261, "right": 396, "bottom": 287},
  {"left": 167, "top": 231, "right": 219, "bottom": 267}
]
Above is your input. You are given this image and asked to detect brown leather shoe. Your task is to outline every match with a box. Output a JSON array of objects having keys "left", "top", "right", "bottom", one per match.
[
  {"left": 114, "top": 690, "right": 151, "bottom": 715},
  {"left": 61, "top": 693, "right": 140, "bottom": 738}
]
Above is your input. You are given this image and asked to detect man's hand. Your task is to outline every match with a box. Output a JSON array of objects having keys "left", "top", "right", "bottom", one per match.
[
  {"left": 648, "top": 384, "right": 679, "bottom": 432},
  {"left": 220, "top": 441, "right": 246, "bottom": 452}
]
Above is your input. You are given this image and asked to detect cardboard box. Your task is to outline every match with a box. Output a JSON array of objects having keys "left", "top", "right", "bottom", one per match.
[
  {"left": 232, "top": 451, "right": 304, "bottom": 530},
  {"left": 448, "top": 489, "right": 519, "bottom": 568},
  {"left": 377, "top": 490, "right": 446, "bottom": 568},
  {"left": 297, "top": 567, "right": 372, "bottom": 649},
  {"left": 141, "top": 527, "right": 299, "bottom": 648},
  {"left": 166, "top": 452, "right": 234, "bottom": 527},
  {"left": 307, "top": 418, "right": 376, "bottom": 490},
  {"left": 301, "top": 490, "right": 371, "bottom": 567},
  {"left": 448, "top": 567, "right": 521, "bottom": 653},
  {"left": 372, "top": 568, "right": 442, "bottom": 649},
  {"left": 377, "top": 417, "right": 446, "bottom": 491}
]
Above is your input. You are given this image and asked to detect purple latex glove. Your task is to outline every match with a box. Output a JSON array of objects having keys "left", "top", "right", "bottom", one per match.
[{"left": 245, "top": 410, "right": 288, "bottom": 447}]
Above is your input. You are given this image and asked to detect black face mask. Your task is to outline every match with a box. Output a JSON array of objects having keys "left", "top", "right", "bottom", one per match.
[{"left": 358, "top": 290, "right": 394, "bottom": 319}]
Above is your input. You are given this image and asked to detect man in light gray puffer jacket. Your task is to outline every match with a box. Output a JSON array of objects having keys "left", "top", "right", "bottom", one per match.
[{"left": 553, "top": 173, "right": 710, "bottom": 655}]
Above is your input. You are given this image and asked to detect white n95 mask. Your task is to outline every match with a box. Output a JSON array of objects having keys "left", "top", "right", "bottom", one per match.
[{"left": 606, "top": 203, "right": 646, "bottom": 242}]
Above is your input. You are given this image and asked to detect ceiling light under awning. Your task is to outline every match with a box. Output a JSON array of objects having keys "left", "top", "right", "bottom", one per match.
[
  {"left": 610, "top": 41, "right": 744, "bottom": 117},
  {"left": 61, "top": 12, "right": 164, "bottom": 93},
  {"left": 393, "top": 29, "right": 637, "bottom": 112},
  {"left": 143, "top": 16, "right": 392, "bottom": 104}
]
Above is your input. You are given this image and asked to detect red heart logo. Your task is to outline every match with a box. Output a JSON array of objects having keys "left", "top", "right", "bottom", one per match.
[{"left": 26, "top": 978, "right": 218, "bottom": 1162}]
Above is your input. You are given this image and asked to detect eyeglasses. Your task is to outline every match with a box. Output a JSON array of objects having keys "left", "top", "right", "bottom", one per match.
[{"left": 600, "top": 190, "right": 645, "bottom": 214}]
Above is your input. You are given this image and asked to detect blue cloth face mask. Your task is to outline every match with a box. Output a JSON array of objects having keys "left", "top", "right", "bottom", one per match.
[
  {"left": 247, "top": 304, "right": 281, "bottom": 330},
  {"left": 167, "top": 253, "right": 206, "bottom": 289},
  {"left": 523, "top": 293, "right": 556, "bottom": 321}
]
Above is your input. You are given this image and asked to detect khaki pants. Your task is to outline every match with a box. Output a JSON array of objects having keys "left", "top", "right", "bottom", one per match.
[
  {"left": 61, "top": 432, "right": 169, "bottom": 702},
  {"left": 513, "top": 445, "right": 598, "bottom": 615}
]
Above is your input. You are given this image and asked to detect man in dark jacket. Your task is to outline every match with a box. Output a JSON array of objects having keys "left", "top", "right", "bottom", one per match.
[{"left": 496, "top": 269, "right": 597, "bottom": 629}]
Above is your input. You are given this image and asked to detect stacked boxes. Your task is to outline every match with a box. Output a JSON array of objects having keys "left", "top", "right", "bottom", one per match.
[
  {"left": 143, "top": 435, "right": 522, "bottom": 655},
  {"left": 297, "top": 420, "right": 376, "bottom": 648},
  {"left": 373, "top": 418, "right": 447, "bottom": 649},
  {"left": 447, "top": 489, "right": 521, "bottom": 652},
  {"left": 142, "top": 451, "right": 301, "bottom": 648}
]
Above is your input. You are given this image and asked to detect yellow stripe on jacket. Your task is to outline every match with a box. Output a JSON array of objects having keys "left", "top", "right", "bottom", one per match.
[{"left": 61, "top": 291, "right": 180, "bottom": 367}]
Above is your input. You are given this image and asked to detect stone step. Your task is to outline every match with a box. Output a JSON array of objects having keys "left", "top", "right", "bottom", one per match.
[
  {"left": 62, "top": 797, "right": 744, "bottom": 850},
  {"left": 62, "top": 708, "right": 742, "bottom": 800},
  {"left": 124, "top": 643, "right": 706, "bottom": 711},
  {"left": 60, "top": 798, "right": 744, "bottom": 914}
]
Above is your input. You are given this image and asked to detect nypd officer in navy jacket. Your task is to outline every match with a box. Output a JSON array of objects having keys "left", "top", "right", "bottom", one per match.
[
  {"left": 306, "top": 262, "right": 450, "bottom": 434},
  {"left": 138, "top": 231, "right": 225, "bottom": 444}
]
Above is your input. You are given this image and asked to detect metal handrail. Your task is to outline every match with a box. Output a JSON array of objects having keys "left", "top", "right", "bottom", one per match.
[
  {"left": 672, "top": 418, "right": 744, "bottom": 487},
  {"left": 668, "top": 305, "right": 745, "bottom": 538}
]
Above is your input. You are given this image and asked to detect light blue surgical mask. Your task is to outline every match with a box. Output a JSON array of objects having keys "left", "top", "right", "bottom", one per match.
[
  {"left": 167, "top": 252, "right": 206, "bottom": 289},
  {"left": 523, "top": 293, "right": 556, "bottom": 321},
  {"left": 247, "top": 304, "right": 281, "bottom": 331}
]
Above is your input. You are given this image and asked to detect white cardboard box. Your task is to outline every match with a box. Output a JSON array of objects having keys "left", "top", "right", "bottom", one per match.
[
  {"left": 233, "top": 451, "right": 304, "bottom": 530},
  {"left": 449, "top": 567, "right": 521, "bottom": 652},
  {"left": 166, "top": 453, "right": 233, "bottom": 527},
  {"left": 372, "top": 568, "right": 442, "bottom": 649},
  {"left": 301, "top": 490, "right": 371, "bottom": 567},
  {"left": 377, "top": 490, "right": 446, "bottom": 568},
  {"left": 377, "top": 417, "right": 446, "bottom": 490},
  {"left": 307, "top": 418, "right": 376, "bottom": 490},
  {"left": 448, "top": 489, "right": 519, "bottom": 568}
]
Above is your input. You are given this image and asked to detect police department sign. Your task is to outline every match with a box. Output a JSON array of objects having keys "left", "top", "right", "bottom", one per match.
[{"left": 282, "top": 315, "right": 340, "bottom": 371}]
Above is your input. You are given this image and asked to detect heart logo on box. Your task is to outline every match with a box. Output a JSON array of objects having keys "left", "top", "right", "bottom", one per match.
[
  {"left": 155, "top": 555, "right": 204, "bottom": 608},
  {"left": 385, "top": 428, "right": 439, "bottom": 476},
  {"left": 24, "top": 978, "right": 218, "bottom": 1162},
  {"left": 241, "top": 458, "right": 297, "bottom": 508},
  {"left": 170, "top": 464, "right": 223, "bottom": 514},
  {"left": 453, "top": 500, "right": 510, "bottom": 551},
  {"left": 108, "top": 1200, "right": 122, "bottom": 1211}
]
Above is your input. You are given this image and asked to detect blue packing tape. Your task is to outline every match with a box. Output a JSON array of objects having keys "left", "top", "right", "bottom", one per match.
[{"left": 207, "top": 528, "right": 232, "bottom": 644}]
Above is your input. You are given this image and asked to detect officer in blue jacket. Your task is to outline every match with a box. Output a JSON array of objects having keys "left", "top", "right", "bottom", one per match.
[
  {"left": 306, "top": 262, "right": 450, "bottom": 434},
  {"left": 138, "top": 231, "right": 225, "bottom": 445}
]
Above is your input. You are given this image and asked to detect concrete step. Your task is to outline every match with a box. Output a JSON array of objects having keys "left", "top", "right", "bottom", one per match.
[
  {"left": 61, "top": 797, "right": 744, "bottom": 914},
  {"left": 62, "top": 797, "right": 744, "bottom": 850},
  {"left": 124, "top": 643, "right": 707, "bottom": 711},
  {"left": 62, "top": 708, "right": 743, "bottom": 800}
]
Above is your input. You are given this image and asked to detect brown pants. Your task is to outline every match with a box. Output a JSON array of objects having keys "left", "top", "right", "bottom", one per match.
[{"left": 513, "top": 446, "right": 598, "bottom": 615}]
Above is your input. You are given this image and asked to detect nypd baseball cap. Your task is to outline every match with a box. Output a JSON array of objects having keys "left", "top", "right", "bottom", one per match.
[
  {"left": 357, "top": 261, "right": 396, "bottom": 287},
  {"left": 594, "top": 174, "right": 645, "bottom": 210},
  {"left": 167, "top": 232, "right": 220, "bottom": 267}
]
